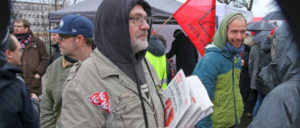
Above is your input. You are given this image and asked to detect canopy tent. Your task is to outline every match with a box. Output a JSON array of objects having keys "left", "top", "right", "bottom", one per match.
[
  {"left": 48, "top": 0, "right": 182, "bottom": 24},
  {"left": 47, "top": 0, "right": 254, "bottom": 55},
  {"left": 216, "top": 4, "right": 253, "bottom": 27}
]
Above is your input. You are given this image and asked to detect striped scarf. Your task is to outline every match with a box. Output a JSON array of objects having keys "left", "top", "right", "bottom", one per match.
[{"left": 15, "top": 31, "right": 32, "bottom": 49}]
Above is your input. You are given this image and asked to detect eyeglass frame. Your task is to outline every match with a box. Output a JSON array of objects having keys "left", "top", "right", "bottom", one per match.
[
  {"left": 14, "top": 25, "right": 25, "bottom": 28},
  {"left": 129, "top": 16, "right": 152, "bottom": 26},
  {"left": 59, "top": 34, "right": 78, "bottom": 41}
]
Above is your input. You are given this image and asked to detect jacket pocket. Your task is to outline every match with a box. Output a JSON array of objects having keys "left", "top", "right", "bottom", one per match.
[
  {"left": 111, "top": 99, "right": 143, "bottom": 128},
  {"left": 29, "top": 78, "right": 42, "bottom": 95}
]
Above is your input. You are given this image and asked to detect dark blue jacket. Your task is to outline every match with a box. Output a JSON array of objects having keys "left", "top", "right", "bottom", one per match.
[{"left": 0, "top": 63, "right": 39, "bottom": 128}]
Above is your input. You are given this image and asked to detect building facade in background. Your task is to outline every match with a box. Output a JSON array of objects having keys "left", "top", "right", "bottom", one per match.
[{"left": 11, "top": 0, "right": 63, "bottom": 43}]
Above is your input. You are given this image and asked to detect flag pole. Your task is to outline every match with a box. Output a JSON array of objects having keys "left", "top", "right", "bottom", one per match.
[{"left": 154, "top": 15, "right": 173, "bottom": 33}]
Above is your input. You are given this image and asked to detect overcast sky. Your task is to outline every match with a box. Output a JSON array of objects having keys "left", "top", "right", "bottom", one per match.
[{"left": 176, "top": 0, "right": 280, "bottom": 17}]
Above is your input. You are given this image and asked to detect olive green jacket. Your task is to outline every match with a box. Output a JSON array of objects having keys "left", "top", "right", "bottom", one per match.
[{"left": 40, "top": 56, "right": 74, "bottom": 128}]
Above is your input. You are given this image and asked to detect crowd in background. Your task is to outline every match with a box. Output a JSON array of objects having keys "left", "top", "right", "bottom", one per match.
[{"left": 1, "top": 0, "right": 300, "bottom": 127}]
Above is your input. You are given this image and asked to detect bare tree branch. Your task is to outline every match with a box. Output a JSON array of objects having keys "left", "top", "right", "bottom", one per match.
[{"left": 217, "top": 0, "right": 254, "bottom": 11}]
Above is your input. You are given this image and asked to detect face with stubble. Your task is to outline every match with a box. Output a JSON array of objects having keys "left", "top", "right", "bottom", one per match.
[
  {"left": 227, "top": 19, "right": 247, "bottom": 48},
  {"left": 129, "top": 4, "right": 150, "bottom": 54}
]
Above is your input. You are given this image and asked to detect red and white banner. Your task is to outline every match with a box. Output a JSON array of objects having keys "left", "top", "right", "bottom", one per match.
[{"left": 173, "top": 0, "right": 216, "bottom": 56}]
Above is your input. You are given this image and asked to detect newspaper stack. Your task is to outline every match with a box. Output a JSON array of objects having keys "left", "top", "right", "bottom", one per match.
[{"left": 163, "top": 70, "right": 214, "bottom": 128}]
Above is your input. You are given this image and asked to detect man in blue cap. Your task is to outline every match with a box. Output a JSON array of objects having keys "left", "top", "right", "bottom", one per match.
[{"left": 40, "top": 14, "right": 94, "bottom": 128}]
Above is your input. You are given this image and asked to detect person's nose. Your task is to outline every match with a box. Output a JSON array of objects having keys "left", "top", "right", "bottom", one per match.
[
  {"left": 140, "top": 20, "right": 150, "bottom": 30},
  {"left": 237, "top": 32, "right": 244, "bottom": 40}
]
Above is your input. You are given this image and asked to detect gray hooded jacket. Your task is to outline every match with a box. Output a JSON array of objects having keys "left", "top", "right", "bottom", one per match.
[
  {"left": 259, "top": 22, "right": 300, "bottom": 94},
  {"left": 59, "top": 0, "right": 164, "bottom": 127}
]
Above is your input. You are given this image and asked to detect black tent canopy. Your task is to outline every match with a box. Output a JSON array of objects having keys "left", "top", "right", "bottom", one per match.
[{"left": 48, "top": 0, "right": 182, "bottom": 24}]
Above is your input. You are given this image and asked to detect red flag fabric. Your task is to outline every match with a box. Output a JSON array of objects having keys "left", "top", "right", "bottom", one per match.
[{"left": 173, "top": 0, "right": 216, "bottom": 56}]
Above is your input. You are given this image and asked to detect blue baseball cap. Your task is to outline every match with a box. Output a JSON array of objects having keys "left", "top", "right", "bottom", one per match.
[{"left": 48, "top": 14, "right": 94, "bottom": 38}]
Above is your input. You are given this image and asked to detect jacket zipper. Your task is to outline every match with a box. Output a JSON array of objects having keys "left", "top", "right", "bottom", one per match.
[{"left": 232, "top": 58, "right": 238, "bottom": 127}]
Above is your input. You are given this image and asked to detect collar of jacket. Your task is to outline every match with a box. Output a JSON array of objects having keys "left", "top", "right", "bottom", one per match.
[
  {"left": 206, "top": 43, "right": 240, "bottom": 60},
  {"left": 62, "top": 56, "right": 75, "bottom": 69},
  {"left": 92, "top": 49, "right": 154, "bottom": 104}
]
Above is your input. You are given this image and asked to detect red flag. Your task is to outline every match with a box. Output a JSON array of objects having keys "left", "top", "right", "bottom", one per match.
[{"left": 173, "top": 0, "right": 216, "bottom": 56}]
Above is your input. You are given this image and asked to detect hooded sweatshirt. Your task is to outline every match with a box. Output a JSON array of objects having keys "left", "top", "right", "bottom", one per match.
[
  {"left": 0, "top": 63, "right": 39, "bottom": 128},
  {"left": 249, "top": 22, "right": 300, "bottom": 128},
  {"left": 148, "top": 36, "right": 165, "bottom": 56},
  {"left": 259, "top": 22, "right": 300, "bottom": 94},
  {"left": 94, "top": 0, "right": 152, "bottom": 86},
  {"left": 193, "top": 12, "right": 245, "bottom": 128}
]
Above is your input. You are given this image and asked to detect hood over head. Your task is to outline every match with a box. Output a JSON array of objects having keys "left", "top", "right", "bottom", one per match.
[
  {"left": 274, "top": 22, "right": 300, "bottom": 82},
  {"left": 0, "top": 63, "right": 22, "bottom": 89},
  {"left": 213, "top": 12, "right": 246, "bottom": 49},
  {"left": 173, "top": 29, "right": 185, "bottom": 38},
  {"left": 148, "top": 36, "right": 165, "bottom": 56},
  {"left": 94, "top": 0, "right": 152, "bottom": 85}
]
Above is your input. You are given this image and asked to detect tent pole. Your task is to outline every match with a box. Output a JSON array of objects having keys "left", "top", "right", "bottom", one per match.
[
  {"left": 154, "top": 15, "right": 173, "bottom": 33},
  {"left": 48, "top": 22, "right": 52, "bottom": 57}
]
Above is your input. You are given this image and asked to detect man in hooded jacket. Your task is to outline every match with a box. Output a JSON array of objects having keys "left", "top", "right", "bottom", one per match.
[
  {"left": 59, "top": 0, "right": 164, "bottom": 128},
  {"left": 167, "top": 29, "right": 198, "bottom": 76},
  {"left": 192, "top": 12, "right": 246, "bottom": 128},
  {"left": 249, "top": 22, "right": 300, "bottom": 128}
]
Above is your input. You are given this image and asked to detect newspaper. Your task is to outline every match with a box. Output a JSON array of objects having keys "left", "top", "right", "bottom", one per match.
[{"left": 163, "top": 70, "right": 214, "bottom": 128}]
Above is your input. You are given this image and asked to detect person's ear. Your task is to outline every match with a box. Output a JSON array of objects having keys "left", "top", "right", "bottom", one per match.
[
  {"left": 75, "top": 35, "right": 85, "bottom": 46},
  {"left": 24, "top": 27, "right": 29, "bottom": 32},
  {"left": 5, "top": 49, "right": 12, "bottom": 60}
]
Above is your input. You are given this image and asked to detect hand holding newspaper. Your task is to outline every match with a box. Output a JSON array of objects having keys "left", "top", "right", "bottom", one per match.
[{"left": 163, "top": 70, "right": 213, "bottom": 128}]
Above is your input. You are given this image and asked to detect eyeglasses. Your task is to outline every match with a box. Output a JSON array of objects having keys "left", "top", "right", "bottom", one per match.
[
  {"left": 14, "top": 25, "right": 24, "bottom": 28},
  {"left": 129, "top": 16, "right": 151, "bottom": 26},
  {"left": 59, "top": 34, "right": 77, "bottom": 41}
]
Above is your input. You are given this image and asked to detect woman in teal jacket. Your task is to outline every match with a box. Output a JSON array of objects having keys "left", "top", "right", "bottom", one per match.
[{"left": 193, "top": 12, "right": 246, "bottom": 128}]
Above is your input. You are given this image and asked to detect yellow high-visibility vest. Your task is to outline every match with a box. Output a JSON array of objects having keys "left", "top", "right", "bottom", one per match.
[{"left": 145, "top": 51, "right": 168, "bottom": 90}]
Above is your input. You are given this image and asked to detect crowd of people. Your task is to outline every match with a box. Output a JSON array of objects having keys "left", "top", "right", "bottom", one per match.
[{"left": 1, "top": 0, "right": 299, "bottom": 127}]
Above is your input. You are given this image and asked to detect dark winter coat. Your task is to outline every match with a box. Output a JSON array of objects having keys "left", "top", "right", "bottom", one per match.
[
  {"left": 47, "top": 44, "right": 61, "bottom": 66},
  {"left": 248, "top": 80, "right": 300, "bottom": 128},
  {"left": 248, "top": 31, "right": 272, "bottom": 95},
  {"left": 239, "top": 44, "right": 251, "bottom": 102},
  {"left": 20, "top": 34, "right": 49, "bottom": 96},
  {"left": 166, "top": 33, "right": 198, "bottom": 76},
  {"left": 0, "top": 63, "right": 39, "bottom": 128},
  {"left": 259, "top": 22, "right": 300, "bottom": 95}
]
